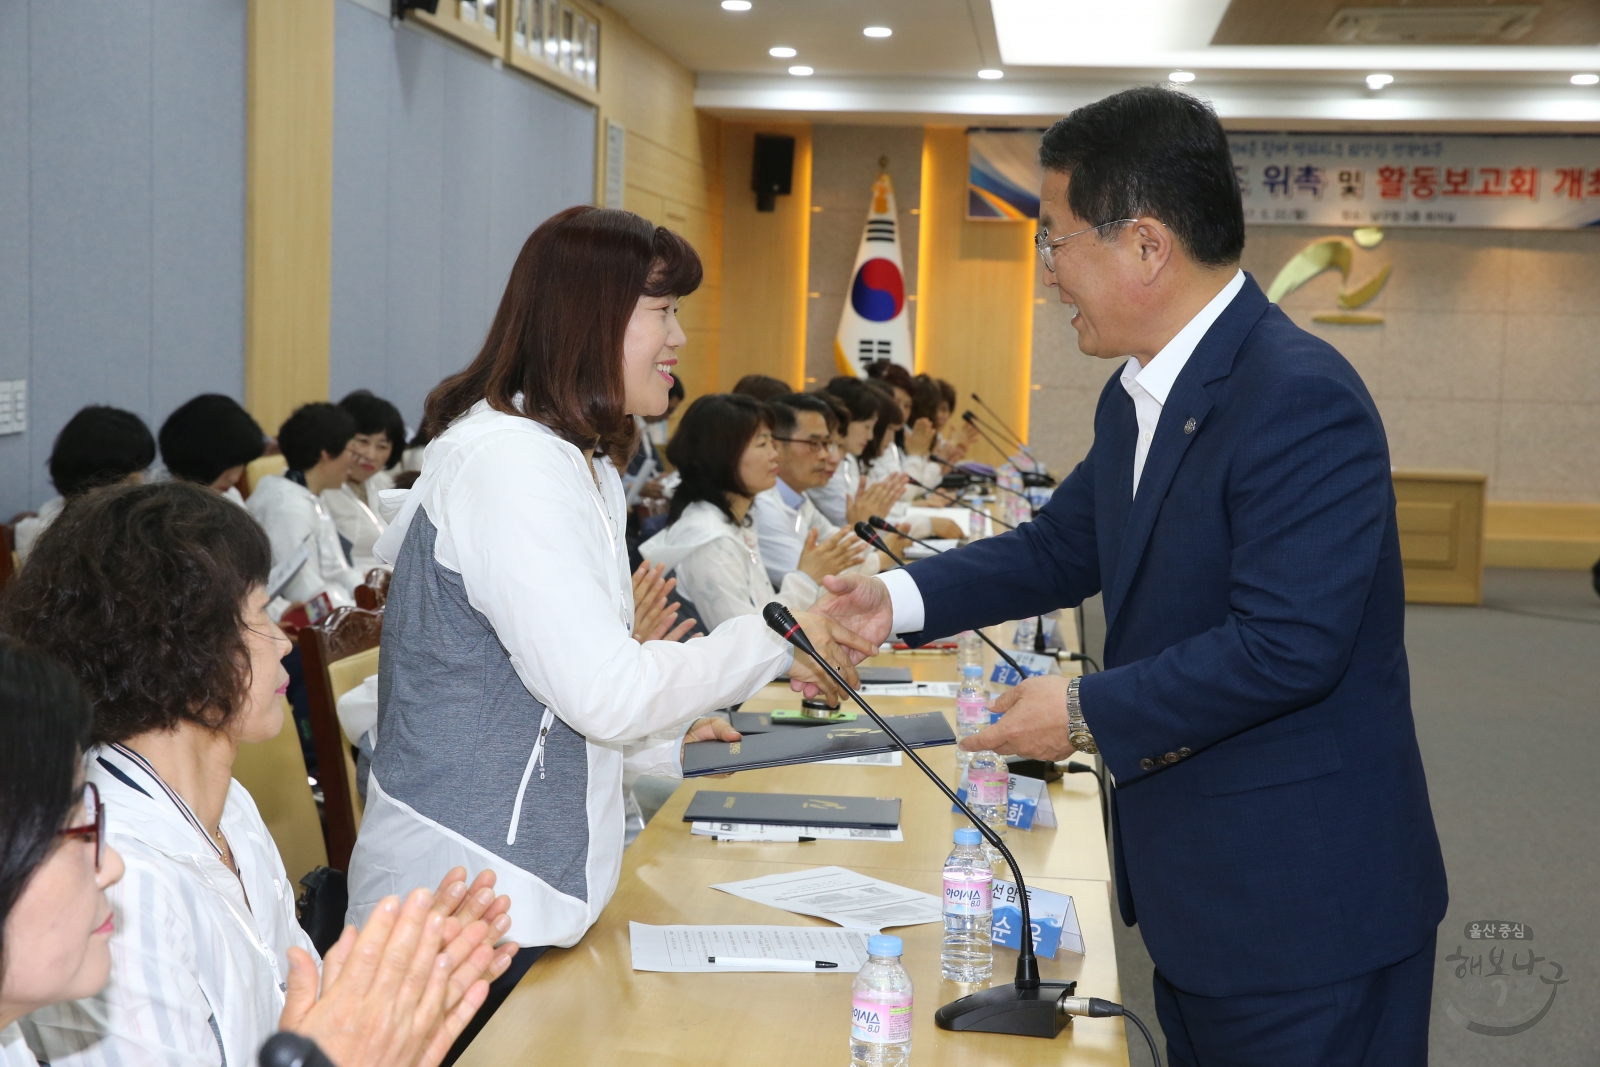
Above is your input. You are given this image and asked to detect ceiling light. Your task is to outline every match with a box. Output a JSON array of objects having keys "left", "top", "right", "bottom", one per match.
[
  {"left": 1366, "top": 73, "right": 1394, "bottom": 90},
  {"left": 863, "top": 26, "right": 892, "bottom": 38},
  {"left": 788, "top": 65, "right": 814, "bottom": 76},
  {"left": 977, "top": 69, "right": 1004, "bottom": 80},
  {"left": 769, "top": 46, "right": 797, "bottom": 58},
  {"left": 1168, "top": 70, "right": 1195, "bottom": 83},
  {"left": 720, "top": 0, "right": 751, "bottom": 10},
  {"left": 1573, "top": 73, "right": 1600, "bottom": 85}
]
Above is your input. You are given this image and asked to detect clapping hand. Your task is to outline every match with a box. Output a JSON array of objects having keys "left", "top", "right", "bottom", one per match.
[
  {"left": 631, "top": 561, "right": 699, "bottom": 643},
  {"left": 846, "top": 476, "right": 906, "bottom": 528},
  {"left": 797, "top": 528, "right": 869, "bottom": 583}
]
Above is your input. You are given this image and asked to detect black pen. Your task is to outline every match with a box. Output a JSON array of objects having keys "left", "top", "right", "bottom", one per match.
[
  {"left": 707, "top": 956, "right": 839, "bottom": 969},
  {"left": 711, "top": 834, "right": 817, "bottom": 842}
]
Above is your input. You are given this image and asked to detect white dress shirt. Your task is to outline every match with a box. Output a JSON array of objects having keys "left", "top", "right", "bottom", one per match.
[
  {"left": 879, "top": 270, "right": 1245, "bottom": 635},
  {"left": 22, "top": 745, "right": 317, "bottom": 1067}
]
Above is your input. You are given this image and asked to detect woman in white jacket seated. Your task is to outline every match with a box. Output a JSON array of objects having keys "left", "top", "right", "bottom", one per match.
[
  {"left": 639, "top": 394, "right": 864, "bottom": 632},
  {"left": 322, "top": 390, "right": 405, "bottom": 573}
]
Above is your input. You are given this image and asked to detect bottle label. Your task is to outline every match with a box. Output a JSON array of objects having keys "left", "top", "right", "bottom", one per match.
[
  {"left": 852, "top": 993, "right": 913, "bottom": 1044},
  {"left": 956, "top": 696, "right": 987, "bottom": 725},
  {"left": 969, "top": 768, "right": 1010, "bottom": 806},
  {"left": 943, "top": 869, "right": 993, "bottom": 915}
]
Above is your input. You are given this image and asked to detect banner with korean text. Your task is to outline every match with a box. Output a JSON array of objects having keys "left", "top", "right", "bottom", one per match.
[{"left": 1228, "top": 133, "right": 1600, "bottom": 229}]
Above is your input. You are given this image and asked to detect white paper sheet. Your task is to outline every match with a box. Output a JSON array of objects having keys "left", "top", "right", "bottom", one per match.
[
  {"left": 904, "top": 538, "right": 959, "bottom": 559},
  {"left": 711, "top": 866, "right": 943, "bottom": 932},
  {"left": 858, "top": 681, "right": 960, "bottom": 698},
  {"left": 628, "top": 923, "right": 870, "bottom": 972},
  {"left": 819, "top": 751, "right": 904, "bottom": 766},
  {"left": 690, "top": 821, "right": 904, "bottom": 842}
]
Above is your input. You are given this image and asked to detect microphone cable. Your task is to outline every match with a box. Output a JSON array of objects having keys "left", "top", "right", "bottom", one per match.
[{"left": 1056, "top": 998, "right": 1162, "bottom": 1067}]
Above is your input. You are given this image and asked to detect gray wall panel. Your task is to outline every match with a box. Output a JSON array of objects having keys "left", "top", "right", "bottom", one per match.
[
  {"left": 329, "top": 1, "right": 596, "bottom": 432},
  {"left": 1, "top": 0, "right": 246, "bottom": 515}
]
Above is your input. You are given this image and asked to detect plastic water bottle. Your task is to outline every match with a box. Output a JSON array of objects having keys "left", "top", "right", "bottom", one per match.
[
  {"left": 1012, "top": 616, "right": 1038, "bottom": 651},
  {"left": 954, "top": 664, "right": 987, "bottom": 771},
  {"left": 956, "top": 630, "right": 985, "bottom": 673},
  {"left": 851, "top": 934, "right": 913, "bottom": 1067},
  {"left": 966, "top": 750, "right": 1010, "bottom": 862},
  {"left": 940, "top": 828, "right": 993, "bottom": 982}
]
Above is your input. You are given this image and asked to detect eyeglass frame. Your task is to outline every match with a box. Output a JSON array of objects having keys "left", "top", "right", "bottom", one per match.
[
  {"left": 1034, "top": 217, "right": 1141, "bottom": 272},
  {"left": 57, "top": 781, "right": 106, "bottom": 871},
  {"left": 771, "top": 435, "right": 840, "bottom": 455}
]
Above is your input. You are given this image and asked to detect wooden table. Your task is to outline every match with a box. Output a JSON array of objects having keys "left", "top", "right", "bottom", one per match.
[{"left": 460, "top": 641, "right": 1127, "bottom": 1067}]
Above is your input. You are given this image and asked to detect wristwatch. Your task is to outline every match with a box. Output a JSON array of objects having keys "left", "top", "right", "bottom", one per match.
[{"left": 1066, "top": 676, "right": 1097, "bottom": 754}]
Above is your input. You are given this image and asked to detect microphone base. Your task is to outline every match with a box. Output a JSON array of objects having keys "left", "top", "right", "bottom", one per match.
[{"left": 934, "top": 980, "right": 1076, "bottom": 1038}]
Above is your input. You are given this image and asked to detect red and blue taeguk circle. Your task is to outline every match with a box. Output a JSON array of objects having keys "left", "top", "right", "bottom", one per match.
[{"left": 850, "top": 258, "right": 904, "bottom": 322}]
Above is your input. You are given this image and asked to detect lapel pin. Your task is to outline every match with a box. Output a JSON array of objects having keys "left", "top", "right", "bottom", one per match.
[{"left": 1184, "top": 417, "right": 1197, "bottom": 435}]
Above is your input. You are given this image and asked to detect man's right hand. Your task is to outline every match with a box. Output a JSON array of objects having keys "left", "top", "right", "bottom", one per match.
[
  {"left": 807, "top": 573, "right": 895, "bottom": 657},
  {"left": 783, "top": 609, "right": 877, "bottom": 703}
]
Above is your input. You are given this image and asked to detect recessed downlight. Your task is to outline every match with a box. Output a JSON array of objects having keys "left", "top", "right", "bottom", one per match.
[
  {"left": 1366, "top": 73, "right": 1394, "bottom": 90},
  {"left": 720, "top": 0, "right": 751, "bottom": 10},
  {"left": 977, "top": 69, "right": 1003, "bottom": 80},
  {"left": 1168, "top": 70, "right": 1195, "bottom": 83},
  {"left": 1573, "top": 73, "right": 1600, "bottom": 86},
  {"left": 788, "top": 65, "right": 814, "bottom": 76},
  {"left": 863, "top": 26, "right": 892, "bottom": 37},
  {"left": 769, "top": 46, "right": 797, "bottom": 58}
]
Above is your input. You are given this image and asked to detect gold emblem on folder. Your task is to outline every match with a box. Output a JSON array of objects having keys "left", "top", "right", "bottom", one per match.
[
  {"left": 802, "top": 799, "right": 848, "bottom": 810},
  {"left": 727, "top": 743, "right": 741, "bottom": 756}
]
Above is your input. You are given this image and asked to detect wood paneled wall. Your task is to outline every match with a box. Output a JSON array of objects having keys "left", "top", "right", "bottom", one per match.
[
  {"left": 913, "top": 127, "right": 1035, "bottom": 466},
  {"left": 717, "top": 122, "right": 813, "bottom": 392},
  {"left": 598, "top": 12, "right": 724, "bottom": 399},
  {"left": 246, "top": 0, "right": 334, "bottom": 434}
]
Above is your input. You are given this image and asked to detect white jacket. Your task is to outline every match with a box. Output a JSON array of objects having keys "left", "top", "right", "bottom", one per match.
[
  {"left": 346, "top": 401, "right": 794, "bottom": 949},
  {"left": 320, "top": 477, "right": 390, "bottom": 574},
  {"left": 750, "top": 479, "right": 880, "bottom": 591},
  {"left": 246, "top": 474, "right": 363, "bottom": 620},
  {"left": 639, "top": 500, "right": 819, "bottom": 633}
]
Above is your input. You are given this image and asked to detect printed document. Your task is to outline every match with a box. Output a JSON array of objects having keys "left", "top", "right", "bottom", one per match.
[
  {"left": 711, "top": 866, "right": 942, "bottom": 932},
  {"left": 629, "top": 923, "right": 870, "bottom": 972}
]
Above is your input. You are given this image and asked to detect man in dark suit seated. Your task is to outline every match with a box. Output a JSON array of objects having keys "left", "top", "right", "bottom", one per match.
[{"left": 813, "top": 86, "right": 1447, "bottom": 1065}]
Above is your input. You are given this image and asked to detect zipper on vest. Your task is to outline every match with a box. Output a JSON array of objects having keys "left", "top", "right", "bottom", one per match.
[{"left": 506, "top": 706, "right": 557, "bottom": 845}]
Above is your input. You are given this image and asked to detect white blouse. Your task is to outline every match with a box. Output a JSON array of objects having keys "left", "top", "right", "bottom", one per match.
[
  {"left": 321, "top": 480, "right": 389, "bottom": 573},
  {"left": 21, "top": 745, "right": 317, "bottom": 1067}
]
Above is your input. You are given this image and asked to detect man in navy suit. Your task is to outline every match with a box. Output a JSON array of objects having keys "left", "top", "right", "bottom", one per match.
[{"left": 814, "top": 87, "right": 1447, "bottom": 1065}]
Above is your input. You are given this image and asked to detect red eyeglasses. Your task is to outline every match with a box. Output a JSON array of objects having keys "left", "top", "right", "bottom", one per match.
[{"left": 57, "top": 782, "right": 106, "bottom": 871}]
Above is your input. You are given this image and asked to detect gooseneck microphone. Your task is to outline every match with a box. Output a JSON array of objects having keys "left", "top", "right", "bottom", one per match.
[
  {"left": 929, "top": 455, "right": 1038, "bottom": 515},
  {"left": 865, "top": 513, "right": 950, "bottom": 555},
  {"left": 903, "top": 478, "right": 1019, "bottom": 531},
  {"left": 970, "top": 391, "right": 1030, "bottom": 454},
  {"left": 761, "top": 603, "right": 1078, "bottom": 1038},
  {"left": 856, "top": 519, "right": 1030, "bottom": 682}
]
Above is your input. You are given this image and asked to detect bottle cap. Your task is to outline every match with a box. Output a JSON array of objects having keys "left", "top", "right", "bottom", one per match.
[
  {"left": 867, "top": 934, "right": 903, "bottom": 958},
  {"left": 962, "top": 663, "right": 983, "bottom": 678},
  {"left": 953, "top": 827, "right": 981, "bottom": 845}
]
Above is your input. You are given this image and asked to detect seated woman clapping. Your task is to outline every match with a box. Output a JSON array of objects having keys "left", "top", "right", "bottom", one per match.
[
  {"left": 3, "top": 482, "right": 515, "bottom": 1067},
  {"left": 639, "top": 394, "right": 862, "bottom": 632}
]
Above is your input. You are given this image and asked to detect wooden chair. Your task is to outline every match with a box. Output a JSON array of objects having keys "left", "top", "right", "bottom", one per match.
[
  {"left": 354, "top": 567, "right": 391, "bottom": 610},
  {"left": 244, "top": 454, "right": 288, "bottom": 498},
  {"left": 233, "top": 696, "right": 330, "bottom": 887},
  {"left": 299, "top": 606, "right": 383, "bottom": 871},
  {"left": 1, "top": 511, "right": 38, "bottom": 591}
]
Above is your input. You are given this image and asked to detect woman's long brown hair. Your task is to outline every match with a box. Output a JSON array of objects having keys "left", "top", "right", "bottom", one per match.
[{"left": 423, "top": 205, "right": 702, "bottom": 466}]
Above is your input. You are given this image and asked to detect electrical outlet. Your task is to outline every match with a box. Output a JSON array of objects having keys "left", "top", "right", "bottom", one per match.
[{"left": 0, "top": 380, "right": 25, "bottom": 436}]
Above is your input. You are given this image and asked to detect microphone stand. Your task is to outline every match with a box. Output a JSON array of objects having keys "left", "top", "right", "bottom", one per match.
[
  {"left": 962, "top": 410, "right": 1055, "bottom": 487},
  {"left": 853, "top": 522, "right": 1030, "bottom": 681},
  {"left": 970, "top": 391, "right": 1031, "bottom": 457},
  {"left": 906, "top": 479, "right": 1018, "bottom": 531},
  {"left": 760, "top": 603, "right": 1076, "bottom": 1038},
  {"left": 930, "top": 456, "right": 1037, "bottom": 513}
]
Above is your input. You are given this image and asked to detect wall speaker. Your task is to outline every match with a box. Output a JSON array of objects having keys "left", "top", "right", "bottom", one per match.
[{"left": 752, "top": 134, "right": 795, "bottom": 212}]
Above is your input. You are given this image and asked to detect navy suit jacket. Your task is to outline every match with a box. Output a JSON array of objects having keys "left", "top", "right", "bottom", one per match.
[{"left": 900, "top": 274, "right": 1447, "bottom": 997}]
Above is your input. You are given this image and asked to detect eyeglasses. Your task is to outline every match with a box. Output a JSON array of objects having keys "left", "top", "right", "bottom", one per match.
[
  {"left": 57, "top": 782, "right": 106, "bottom": 871},
  {"left": 1034, "top": 218, "right": 1140, "bottom": 271},
  {"left": 772, "top": 436, "right": 840, "bottom": 455}
]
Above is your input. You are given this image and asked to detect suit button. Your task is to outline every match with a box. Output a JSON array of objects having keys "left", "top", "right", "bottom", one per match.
[
  {"left": 1164, "top": 752, "right": 1179, "bottom": 765},
  {"left": 1178, "top": 747, "right": 1191, "bottom": 758},
  {"left": 1139, "top": 758, "right": 1155, "bottom": 771}
]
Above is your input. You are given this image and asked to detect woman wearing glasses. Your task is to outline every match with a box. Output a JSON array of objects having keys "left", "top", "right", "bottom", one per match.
[
  {"left": 3, "top": 484, "right": 514, "bottom": 1067},
  {"left": 640, "top": 393, "right": 864, "bottom": 632}
]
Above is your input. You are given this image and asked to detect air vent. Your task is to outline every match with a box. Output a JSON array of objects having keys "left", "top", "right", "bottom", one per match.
[{"left": 1327, "top": 5, "right": 1541, "bottom": 44}]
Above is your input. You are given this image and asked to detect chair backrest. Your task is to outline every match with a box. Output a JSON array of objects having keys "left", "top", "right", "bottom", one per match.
[
  {"left": 244, "top": 454, "right": 289, "bottom": 498},
  {"left": 1, "top": 511, "right": 37, "bottom": 591},
  {"left": 232, "top": 696, "right": 329, "bottom": 888},
  {"left": 299, "top": 606, "right": 382, "bottom": 870},
  {"left": 354, "top": 567, "right": 391, "bottom": 610}
]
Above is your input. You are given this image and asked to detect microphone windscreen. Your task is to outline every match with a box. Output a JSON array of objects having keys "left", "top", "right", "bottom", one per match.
[
  {"left": 762, "top": 601, "right": 797, "bottom": 637},
  {"left": 962, "top": 410, "right": 977, "bottom": 423},
  {"left": 866, "top": 515, "right": 889, "bottom": 530},
  {"left": 852, "top": 521, "right": 879, "bottom": 547}
]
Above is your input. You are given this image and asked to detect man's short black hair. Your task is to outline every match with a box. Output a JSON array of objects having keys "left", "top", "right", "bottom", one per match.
[
  {"left": 1039, "top": 86, "right": 1245, "bottom": 267},
  {"left": 159, "top": 394, "right": 265, "bottom": 486},
  {"left": 731, "top": 374, "right": 792, "bottom": 402},
  {"left": 337, "top": 390, "right": 406, "bottom": 470},
  {"left": 769, "top": 392, "right": 837, "bottom": 438},
  {"left": 48, "top": 406, "right": 156, "bottom": 498},
  {"left": 277, "top": 402, "right": 356, "bottom": 472}
]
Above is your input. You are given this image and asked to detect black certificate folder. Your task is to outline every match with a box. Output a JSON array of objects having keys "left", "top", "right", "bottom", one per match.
[
  {"left": 684, "top": 792, "right": 902, "bottom": 830},
  {"left": 681, "top": 710, "right": 955, "bottom": 777}
]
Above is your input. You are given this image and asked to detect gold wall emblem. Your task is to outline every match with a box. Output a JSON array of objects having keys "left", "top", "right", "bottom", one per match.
[{"left": 1266, "top": 228, "right": 1390, "bottom": 325}]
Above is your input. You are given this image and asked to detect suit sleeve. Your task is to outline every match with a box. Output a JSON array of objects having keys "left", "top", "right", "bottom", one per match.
[
  {"left": 896, "top": 450, "right": 1102, "bottom": 645},
  {"left": 1081, "top": 372, "right": 1392, "bottom": 783}
]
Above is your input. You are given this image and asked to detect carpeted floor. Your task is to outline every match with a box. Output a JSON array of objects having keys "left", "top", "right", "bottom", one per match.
[{"left": 1105, "top": 568, "right": 1600, "bottom": 1065}]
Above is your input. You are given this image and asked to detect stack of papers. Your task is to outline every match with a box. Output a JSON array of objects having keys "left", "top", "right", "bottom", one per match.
[
  {"left": 712, "top": 866, "right": 942, "bottom": 932},
  {"left": 858, "top": 681, "right": 961, "bottom": 699},
  {"left": 630, "top": 923, "right": 869, "bottom": 973},
  {"left": 690, "top": 821, "right": 903, "bottom": 843}
]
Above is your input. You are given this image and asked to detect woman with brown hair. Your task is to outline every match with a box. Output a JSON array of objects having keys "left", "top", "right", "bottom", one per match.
[{"left": 346, "top": 207, "right": 871, "bottom": 1045}]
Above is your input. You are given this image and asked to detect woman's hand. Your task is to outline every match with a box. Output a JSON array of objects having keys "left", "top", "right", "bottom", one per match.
[
  {"left": 279, "top": 888, "right": 515, "bottom": 1067},
  {"left": 427, "top": 868, "right": 515, "bottom": 972},
  {"left": 797, "top": 528, "right": 868, "bottom": 583},
  {"left": 782, "top": 609, "right": 879, "bottom": 704},
  {"left": 846, "top": 477, "right": 905, "bottom": 528},
  {"left": 929, "top": 517, "right": 966, "bottom": 540},
  {"left": 631, "top": 562, "right": 698, "bottom": 643},
  {"left": 681, "top": 717, "right": 742, "bottom": 778},
  {"left": 904, "top": 417, "right": 936, "bottom": 458}
]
